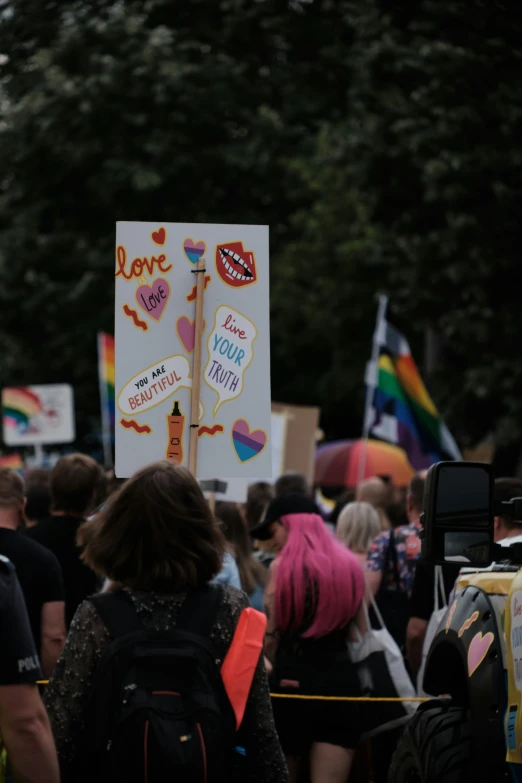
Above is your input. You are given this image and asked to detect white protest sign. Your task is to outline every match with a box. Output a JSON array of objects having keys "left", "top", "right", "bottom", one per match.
[
  {"left": 115, "top": 222, "right": 271, "bottom": 478},
  {"left": 2, "top": 385, "right": 75, "bottom": 446}
]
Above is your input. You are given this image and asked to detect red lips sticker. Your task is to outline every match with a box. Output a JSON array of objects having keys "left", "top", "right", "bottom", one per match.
[{"left": 215, "top": 242, "right": 257, "bottom": 288}]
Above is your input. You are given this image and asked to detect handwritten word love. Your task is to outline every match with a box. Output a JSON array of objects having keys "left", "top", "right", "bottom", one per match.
[
  {"left": 139, "top": 285, "right": 167, "bottom": 312},
  {"left": 136, "top": 279, "right": 170, "bottom": 321},
  {"left": 116, "top": 245, "right": 172, "bottom": 281}
]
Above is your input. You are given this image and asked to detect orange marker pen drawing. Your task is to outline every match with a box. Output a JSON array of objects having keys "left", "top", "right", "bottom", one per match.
[{"left": 166, "top": 401, "right": 185, "bottom": 464}]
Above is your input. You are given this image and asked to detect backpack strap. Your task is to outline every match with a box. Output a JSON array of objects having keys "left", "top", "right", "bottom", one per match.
[
  {"left": 89, "top": 584, "right": 222, "bottom": 640},
  {"left": 89, "top": 589, "right": 143, "bottom": 638},
  {"left": 175, "top": 584, "right": 223, "bottom": 639}
]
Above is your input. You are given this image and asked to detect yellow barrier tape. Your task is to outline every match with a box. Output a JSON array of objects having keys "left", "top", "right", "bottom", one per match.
[
  {"left": 37, "top": 680, "right": 428, "bottom": 703},
  {"left": 269, "top": 694, "right": 429, "bottom": 702}
]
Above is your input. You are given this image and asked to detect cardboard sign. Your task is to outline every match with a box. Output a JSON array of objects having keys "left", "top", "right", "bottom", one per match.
[
  {"left": 272, "top": 402, "right": 320, "bottom": 485},
  {"left": 115, "top": 222, "right": 271, "bottom": 479},
  {"left": 2, "top": 385, "right": 75, "bottom": 446}
]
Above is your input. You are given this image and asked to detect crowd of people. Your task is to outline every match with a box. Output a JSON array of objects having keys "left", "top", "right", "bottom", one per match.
[{"left": 1, "top": 455, "right": 521, "bottom": 782}]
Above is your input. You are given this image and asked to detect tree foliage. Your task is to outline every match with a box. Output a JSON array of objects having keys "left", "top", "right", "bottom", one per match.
[
  {"left": 1, "top": 0, "right": 521, "bottom": 451},
  {"left": 340, "top": 0, "right": 522, "bottom": 447}
]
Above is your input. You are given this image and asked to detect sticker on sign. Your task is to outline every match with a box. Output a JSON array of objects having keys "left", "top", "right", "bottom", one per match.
[
  {"left": 204, "top": 306, "right": 257, "bottom": 416},
  {"left": 117, "top": 355, "right": 191, "bottom": 416}
]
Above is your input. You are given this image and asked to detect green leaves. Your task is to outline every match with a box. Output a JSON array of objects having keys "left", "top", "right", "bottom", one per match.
[
  {"left": 1, "top": 0, "right": 520, "bottom": 453},
  {"left": 339, "top": 0, "right": 522, "bottom": 448}
]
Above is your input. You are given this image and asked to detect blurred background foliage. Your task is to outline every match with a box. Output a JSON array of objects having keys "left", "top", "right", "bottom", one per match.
[{"left": 1, "top": 0, "right": 521, "bottom": 452}]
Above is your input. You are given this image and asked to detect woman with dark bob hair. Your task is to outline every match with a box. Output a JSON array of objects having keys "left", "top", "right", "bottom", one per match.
[{"left": 44, "top": 461, "right": 288, "bottom": 782}]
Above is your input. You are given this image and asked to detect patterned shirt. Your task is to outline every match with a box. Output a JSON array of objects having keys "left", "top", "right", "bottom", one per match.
[{"left": 366, "top": 523, "right": 422, "bottom": 598}]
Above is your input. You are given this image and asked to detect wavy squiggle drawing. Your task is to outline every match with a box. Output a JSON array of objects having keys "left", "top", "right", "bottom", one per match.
[
  {"left": 120, "top": 418, "right": 152, "bottom": 434},
  {"left": 198, "top": 424, "right": 224, "bottom": 438},
  {"left": 123, "top": 304, "right": 148, "bottom": 331}
]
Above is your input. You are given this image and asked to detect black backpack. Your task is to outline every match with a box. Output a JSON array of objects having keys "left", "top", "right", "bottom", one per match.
[{"left": 74, "top": 585, "right": 241, "bottom": 783}]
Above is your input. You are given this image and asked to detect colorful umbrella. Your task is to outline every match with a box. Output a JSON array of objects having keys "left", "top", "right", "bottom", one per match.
[{"left": 315, "top": 439, "right": 415, "bottom": 488}]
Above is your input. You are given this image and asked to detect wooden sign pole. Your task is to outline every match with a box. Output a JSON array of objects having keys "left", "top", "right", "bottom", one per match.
[
  {"left": 188, "top": 258, "right": 206, "bottom": 476},
  {"left": 208, "top": 491, "right": 216, "bottom": 513}
]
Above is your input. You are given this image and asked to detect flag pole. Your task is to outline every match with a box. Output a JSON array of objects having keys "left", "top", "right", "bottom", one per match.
[
  {"left": 188, "top": 258, "right": 206, "bottom": 477},
  {"left": 97, "top": 332, "right": 113, "bottom": 468},
  {"left": 358, "top": 295, "right": 388, "bottom": 487}
]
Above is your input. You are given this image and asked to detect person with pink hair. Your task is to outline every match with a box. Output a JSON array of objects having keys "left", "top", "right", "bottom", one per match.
[{"left": 251, "top": 493, "right": 366, "bottom": 783}]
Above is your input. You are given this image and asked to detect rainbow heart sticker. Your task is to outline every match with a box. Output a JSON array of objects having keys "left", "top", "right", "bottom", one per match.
[
  {"left": 232, "top": 419, "right": 267, "bottom": 463},
  {"left": 183, "top": 238, "right": 206, "bottom": 265}
]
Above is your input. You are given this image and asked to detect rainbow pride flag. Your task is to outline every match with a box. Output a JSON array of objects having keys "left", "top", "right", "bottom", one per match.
[
  {"left": 97, "top": 332, "right": 115, "bottom": 465},
  {"left": 365, "top": 305, "right": 461, "bottom": 470}
]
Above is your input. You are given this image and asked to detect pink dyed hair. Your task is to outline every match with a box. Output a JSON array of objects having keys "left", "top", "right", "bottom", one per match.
[{"left": 275, "top": 513, "right": 365, "bottom": 639}]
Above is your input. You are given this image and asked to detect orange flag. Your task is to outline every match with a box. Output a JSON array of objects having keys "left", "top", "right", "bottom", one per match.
[{"left": 221, "top": 607, "right": 267, "bottom": 730}]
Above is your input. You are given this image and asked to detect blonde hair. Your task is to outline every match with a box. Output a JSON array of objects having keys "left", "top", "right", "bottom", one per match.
[
  {"left": 336, "top": 502, "right": 382, "bottom": 555},
  {"left": 356, "top": 477, "right": 392, "bottom": 530}
]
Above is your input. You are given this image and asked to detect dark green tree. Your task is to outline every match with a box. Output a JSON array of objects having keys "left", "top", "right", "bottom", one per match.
[
  {"left": 2, "top": 0, "right": 522, "bottom": 456},
  {"left": 322, "top": 0, "right": 522, "bottom": 448},
  {"left": 0, "top": 0, "right": 356, "bottom": 448}
]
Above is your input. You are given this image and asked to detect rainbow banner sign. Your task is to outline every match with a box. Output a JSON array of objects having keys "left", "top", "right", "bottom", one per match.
[
  {"left": 2, "top": 385, "right": 75, "bottom": 446},
  {"left": 364, "top": 297, "right": 461, "bottom": 470},
  {"left": 97, "top": 332, "right": 115, "bottom": 467},
  {"left": 3, "top": 388, "right": 42, "bottom": 435}
]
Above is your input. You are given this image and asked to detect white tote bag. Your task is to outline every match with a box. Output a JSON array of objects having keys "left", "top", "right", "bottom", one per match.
[
  {"left": 348, "top": 594, "right": 418, "bottom": 739},
  {"left": 417, "top": 564, "right": 447, "bottom": 697}
]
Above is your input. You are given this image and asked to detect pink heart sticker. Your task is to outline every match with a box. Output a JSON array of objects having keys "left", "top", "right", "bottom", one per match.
[
  {"left": 177, "top": 317, "right": 206, "bottom": 353},
  {"left": 135, "top": 278, "right": 170, "bottom": 321},
  {"left": 232, "top": 419, "right": 267, "bottom": 463},
  {"left": 467, "top": 631, "right": 494, "bottom": 677}
]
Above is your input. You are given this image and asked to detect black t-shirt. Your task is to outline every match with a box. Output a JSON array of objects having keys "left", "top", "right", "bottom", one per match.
[
  {"left": 0, "top": 528, "right": 64, "bottom": 653},
  {"left": 26, "top": 515, "right": 98, "bottom": 627},
  {"left": 409, "top": 558, "right": 462, "bottom": 621},
  {"left": 0, "top": 555, "right": 42, "bottom": 685}
]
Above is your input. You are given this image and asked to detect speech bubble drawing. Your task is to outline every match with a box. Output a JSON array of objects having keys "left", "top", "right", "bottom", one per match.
[
  {"left": 204, "top": 305, "right": 257, "bottom": 416},
  {"left": 117, "top": 355, "right": 191, "bottom": 416}
]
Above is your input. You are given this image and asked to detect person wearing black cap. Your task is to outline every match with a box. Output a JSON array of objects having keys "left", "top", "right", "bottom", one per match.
[
  {"left": 493, "top": 477, "right": 522, "bottom": 544},
  {"left": 250, "top": 492, "right": 321, "bottom": 548},
  {"left": 259, "top": 493, "right": 365, "bottom": 783}
]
